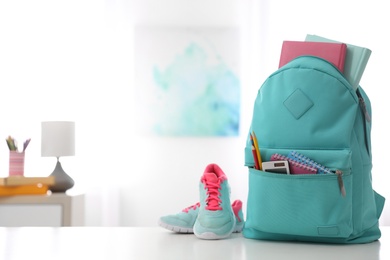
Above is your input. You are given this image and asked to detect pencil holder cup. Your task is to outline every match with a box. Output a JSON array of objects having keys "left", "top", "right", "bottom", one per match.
[{"left": 9, "top": 151, "right": 25, "bottom": 176}]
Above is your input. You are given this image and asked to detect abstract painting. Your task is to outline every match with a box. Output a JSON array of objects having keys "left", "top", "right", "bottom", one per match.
[{"left": 134, "top": 26, "right": 240, "bottom": 136}]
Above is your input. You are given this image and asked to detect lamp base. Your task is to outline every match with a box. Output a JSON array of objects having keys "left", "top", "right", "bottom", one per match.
[{"left": 49, "top": 160, "right": 74, "bottom": 193}]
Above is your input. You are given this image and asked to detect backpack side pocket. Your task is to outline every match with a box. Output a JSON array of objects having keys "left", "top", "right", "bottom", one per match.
[{"left": 244, "top": 168, "right": 353, "bottom": 240}]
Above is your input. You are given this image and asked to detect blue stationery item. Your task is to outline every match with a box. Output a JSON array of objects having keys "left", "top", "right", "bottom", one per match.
[
  {"left": 243, "top": 55, "right": 385, "bottom": 244},
  {"left": 305, "top": 34, "right": 371, "bottom": 92},
  {"left": 287, "top": 150, "right": 331, "bottom": 174}
]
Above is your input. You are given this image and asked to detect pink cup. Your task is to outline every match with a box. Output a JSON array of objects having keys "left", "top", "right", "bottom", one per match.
[{"left": 9, "top": 151, "right": 25, "bottom": 176}]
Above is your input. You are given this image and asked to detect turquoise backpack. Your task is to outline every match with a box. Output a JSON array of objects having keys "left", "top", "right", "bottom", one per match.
[{"left": 243, "top": 55, "right": 385, "bottom": 244}]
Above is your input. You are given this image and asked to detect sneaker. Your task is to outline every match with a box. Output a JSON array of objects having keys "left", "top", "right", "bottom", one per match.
[
  {"left": 232, "top": 200, "right": 244, "bottom": 233},
  {"left": 193, "top": 163, "right": 236, "bottom": 240},
  {"left": 158, "top": 202, "right": 199, "bottom": 233},
  {"left": 158, "top": 200, "right": 244, "bottom": 234}
]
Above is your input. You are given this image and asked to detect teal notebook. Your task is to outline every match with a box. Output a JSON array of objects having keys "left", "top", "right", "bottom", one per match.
[{"left": 305, "top": 34, "right": 371, "bottom": 91}]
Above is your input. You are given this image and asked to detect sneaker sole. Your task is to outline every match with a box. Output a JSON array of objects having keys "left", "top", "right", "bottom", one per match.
[
  {"left": 159, "top": 219, "right": 243, "bottom": 234},
  {"left": 158, "top": 219, "right": 193, "bottom": 233},
  {"left": 194, "top": 224, "right": 236, "bottom": 240},
  {"left": 233, "top": 224, "right": 244, "bottom": 233},
  {"left": 194, "top": 216, "right": 236, "bottom": 240}
]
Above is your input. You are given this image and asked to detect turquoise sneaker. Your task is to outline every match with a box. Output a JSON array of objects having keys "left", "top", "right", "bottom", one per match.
[
  {"left": 193, "top": 163, "right": 236, "bottom": 240},
  {"left": 158, "top": 203, "right": 200, "bottom": 233},
  {"left": 158, "top": 200, "right": 244, "bottom": 234}
]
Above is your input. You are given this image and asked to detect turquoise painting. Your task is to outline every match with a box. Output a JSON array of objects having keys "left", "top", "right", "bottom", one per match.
[{"left": 134, "top": 27, "right": 240, "bottom": 136}]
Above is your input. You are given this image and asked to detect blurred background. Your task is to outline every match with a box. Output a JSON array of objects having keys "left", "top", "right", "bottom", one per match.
[{"left": 0, "top": 0, "right": 388, "bottom": 226}]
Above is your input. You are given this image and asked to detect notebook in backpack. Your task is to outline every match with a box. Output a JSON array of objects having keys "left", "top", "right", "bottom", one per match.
[{"left": 243, "top": 55, "right": 385, "bottom": 244}]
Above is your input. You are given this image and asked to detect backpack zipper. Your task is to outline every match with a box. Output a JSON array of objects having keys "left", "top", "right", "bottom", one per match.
[
  {"left": 335, "top": 170, "right": 346, "bottom": 197},
  {"left": 356, "top": 90, "right": 371, "bottom": 154},
  {"left": 357, "top": 91, "right": 371, "bottom": 123}
]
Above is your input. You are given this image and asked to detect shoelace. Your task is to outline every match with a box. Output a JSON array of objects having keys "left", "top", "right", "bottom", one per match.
[
  {"left": 204, "top": 179, "right": 222, "bottom": 211},
  {"left": 182, "top": 202, "right": 200, "bottom": 213}
]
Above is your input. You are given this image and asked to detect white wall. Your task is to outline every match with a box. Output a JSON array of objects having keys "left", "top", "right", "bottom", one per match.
[{"left": 0, "top": 0, "right": 389, "bottom": 226}]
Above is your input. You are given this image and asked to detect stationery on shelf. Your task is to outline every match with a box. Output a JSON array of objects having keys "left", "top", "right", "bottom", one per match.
[
  {"left": 305, "top": 34, "right": 371, "bottom": 91},
  {"left": 250, "top": 131, "right": 263, "bottom": 170},
  {"left": 279, "top": 40, "right": 347, "bottom": 72},
  {"left": 23, "top": 138, "right": 31, "bottom": 151},
  {"left": 270, "top": 153, "right": 318, "bottom": 174},
  {"left": 6, "top": 136, "right": 17, "bottom": 151},
  {"left": 0, "top": 176, "right": 55, "bottom": 186},
  {"left": 6, "top": 136, "right": 31, "bottom": 152},
  {"left": 6, "top": 136, "right": 31, "bottom": 177}
]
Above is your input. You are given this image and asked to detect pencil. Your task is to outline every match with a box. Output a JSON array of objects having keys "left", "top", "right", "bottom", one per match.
[
  {"left": 252, "top": 131, "right": 263, "bottom": 170},
  {"left": 252, "top": 145, "right": 260, "bottom": 170}
]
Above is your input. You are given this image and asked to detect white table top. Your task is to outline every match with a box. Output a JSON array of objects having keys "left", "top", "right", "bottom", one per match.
[{"left": 1, "top": 226, "right": 389, "bottom": 260}]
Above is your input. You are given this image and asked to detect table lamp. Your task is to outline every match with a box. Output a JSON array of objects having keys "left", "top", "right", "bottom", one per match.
[{"left": 41, "top": 121, "right": 75, "bottom": 193}]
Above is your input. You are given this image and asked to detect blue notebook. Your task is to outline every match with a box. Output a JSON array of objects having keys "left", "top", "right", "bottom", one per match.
[
  {"left": 287, "top": 151, "right": 332, "bottom": 174},
  {"left": 305, "top": 34, "right": 371, "bottom": 92}
]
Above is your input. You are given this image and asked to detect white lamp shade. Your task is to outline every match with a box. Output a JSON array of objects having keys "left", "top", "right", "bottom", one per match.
[{"left": 41, "top": 121, "right": 75, "bottom": 157}]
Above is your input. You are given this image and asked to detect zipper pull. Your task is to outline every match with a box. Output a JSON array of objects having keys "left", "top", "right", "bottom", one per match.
[
  {"left": 335, "top": 170, "right": 346, "bottom": 197},
  {"left": 358, "top": 94, "right": 371, "bottom": 123}
]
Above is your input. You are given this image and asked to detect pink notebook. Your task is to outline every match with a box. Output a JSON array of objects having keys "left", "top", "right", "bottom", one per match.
[
  {"left": 279, "top": 40, "right": 347, "bottom": 72},
  {"left": 270, "top": 153, "right": 317, "bottom": 174}
]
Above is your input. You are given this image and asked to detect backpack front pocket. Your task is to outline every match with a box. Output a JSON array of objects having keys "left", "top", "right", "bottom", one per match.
[{"left": 245, "top": 168, "right": 353, "bottom": 239}]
